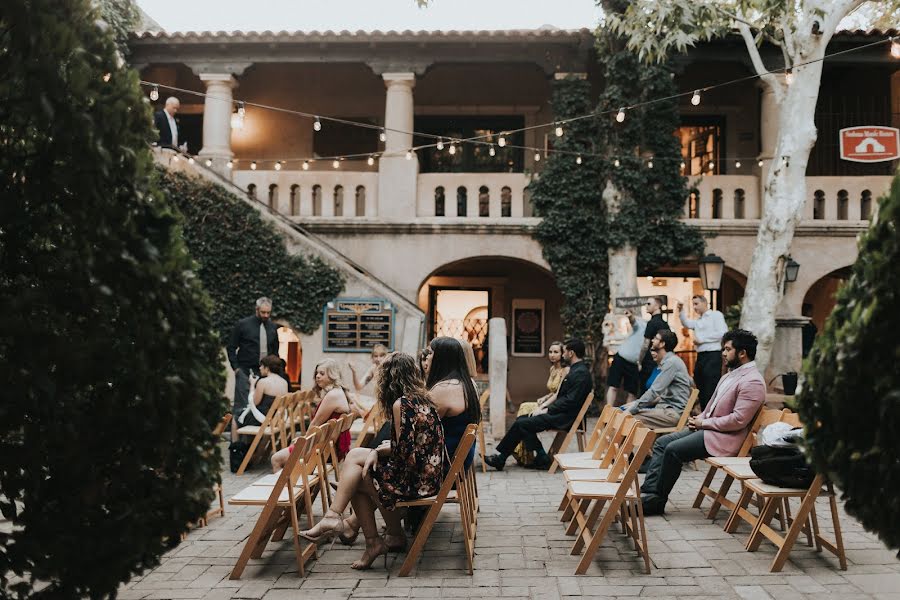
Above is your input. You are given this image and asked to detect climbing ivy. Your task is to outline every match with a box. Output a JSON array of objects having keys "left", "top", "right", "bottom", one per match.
[{"left": 157, "top": 169, "right": 345, "bottom": 340}]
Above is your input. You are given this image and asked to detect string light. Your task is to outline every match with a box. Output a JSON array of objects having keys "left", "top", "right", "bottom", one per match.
[
  {"left": 149, "top": 85, "right": 159, "bottom": 101},
  {"left": 489, "top": 145, "right": 496, "bottom": 157},
  {"left": 332, "top": 159, "right": 340, "bottom": 169},
  {"left": 187, "top": 156, "right": 195, "bottom": 165},
  {"left": 204, "top": 158, "right": 212, "bottom": 167},
  {"left": 171, "top": 154, "right": 179, "bottom": 162},
  {"left": 758, "top": 159, "right": 764, "bottom": 167},
  {"left": 498, "top": 134, "right": 507, "bottom": 147},
  {"left": 616, "top": 108, "right": 626, "bottom": 123},
  {"left": 555, "top": 124, "right": 564, "bottom": 137},
  {"left": 250, "top": 161, "right": 257, "bottom": 170},
  {"left": 406, "top": 150, "right": 413, "bottom": 160},
  {"left": 436, "top": 137, "right": 444, "bottom": 150},
  {"left": 102, "top": 72, "right": 111, "bottom": 82},
  {"left": 379, "top": 128, "right": 387, "bottom": 142},
  {"left": 534, "top": 152, "right": 541, "bottom": 162},
  {"left": 647, "top": 158, "right": 654, "bottom": 169},
  {"left": 302, "top": 160, "right": 310, "bottom": 171},
  {"left": 313, "top": 117, "right": 322, "bottom": 132},
  {"left": 448, "top": 144, "right": 456, "bottom": 155},
  {"left": 735, "top": 160, "right": 742, "bottom": 168},
  {"left": 680, "top": 161, "right": 686, "bottom": 170},
  {"left": 237, "top": 101, "right": 245, "bottom": 117},
  {"left": 367, "top": 155, "right": 375, "bottom": 166},
  {"left": 614, "top": 158, "right": 620, "bottom": 167},
  {"left": 785, "top": 69, "right": 794, "bottom": 85},
  {"left": 274, "top": 161, "right": 282, "bottom": 171},
  {"left": 227, "top": 160, "right": 234, "bottom": 169},
  {"left": 891, "top": 40, "right": 900, "bottom": 59},
  {"left": 575, "top": 155, "right": 582, "bottom": 165},
  {"left": 691, "top": 90, "right": 701, "bottom": 106}
]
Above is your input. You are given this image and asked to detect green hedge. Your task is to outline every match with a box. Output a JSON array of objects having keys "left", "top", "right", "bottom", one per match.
[
  {"left": 798, "top": 174, "right": 900, "bottom": 552},
  {"left": 157, "top": 169, "right": 345, "bottom": 340},
  {"left": 0, "top": 1, "right": 225, "bottom": 596}
]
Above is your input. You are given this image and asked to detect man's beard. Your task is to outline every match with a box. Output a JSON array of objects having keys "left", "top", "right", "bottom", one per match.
[{"left": 725, "top": 357, "right": 741, "bottom": 370}]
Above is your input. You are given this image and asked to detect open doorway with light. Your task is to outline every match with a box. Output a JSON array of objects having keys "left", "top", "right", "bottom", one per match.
[{"left": 429, "top": 288, "right": 490, "bottom": 374}]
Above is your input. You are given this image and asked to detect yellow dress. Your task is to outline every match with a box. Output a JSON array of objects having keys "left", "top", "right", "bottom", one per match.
[{"left": 513, "top": 366, "right": 566, "bottom": 465}]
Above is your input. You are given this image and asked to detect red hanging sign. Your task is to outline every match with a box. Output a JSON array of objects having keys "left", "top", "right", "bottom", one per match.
[{"left": 839, "top": 126, "right": 900, "bottom": 163}]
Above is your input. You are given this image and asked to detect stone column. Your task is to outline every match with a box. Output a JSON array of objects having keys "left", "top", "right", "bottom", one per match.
[
  {"left": 767, "top": 315, "right": 807, "bottom": 391},
  {"left": 198, "top": 73, "right": 236, "bottom": 177},
  {"left": 757, "top": 77, "right": 783, "bottom": 214},
  {"left": 488, "top": 317, "right": 509, "bottom": 441},
  {"left": 378, "top": 73, "right": 418, "bottom": 218}
]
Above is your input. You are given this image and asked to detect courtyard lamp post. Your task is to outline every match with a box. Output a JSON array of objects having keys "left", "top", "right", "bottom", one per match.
[{"left": 698, "top": 253, "right": 725, "bottom": 309}]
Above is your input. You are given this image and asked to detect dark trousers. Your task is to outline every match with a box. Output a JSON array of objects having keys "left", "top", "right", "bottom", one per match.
[
  {"left": 495, "top": 414, "right": 556, "bottom": 456},
  {"left": 641, "top": 429, "right": 710, "bottom": 503},
  {"left": 694, "top": 351, "right": 723, "bottom": 410},
  {"left": 232, "top": 366, "right": 260, "bottom": 414}
]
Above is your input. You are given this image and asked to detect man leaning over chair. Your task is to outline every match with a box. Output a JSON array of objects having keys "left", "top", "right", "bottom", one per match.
[
  {"left": 640, "top": 329, "right": 766, "bottom": 516},
  {"left": 484, "top": 338, "right": 593, "bottom": 471},
  {"left": 620, "top": 330, "right": 691, "bottom": 429}
]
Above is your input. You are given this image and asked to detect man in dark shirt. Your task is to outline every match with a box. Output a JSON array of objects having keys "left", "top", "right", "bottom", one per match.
[
  {"left": 228, "top": 297, "right": 280, "bottom": 441},
  {"left": 485, "top": 339, "right": 594, "bottom": 471},
  {"left": 638, "top": 296, "right": 670, "bottom": 394}
]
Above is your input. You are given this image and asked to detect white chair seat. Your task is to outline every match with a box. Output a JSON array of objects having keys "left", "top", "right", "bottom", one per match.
[
  {"left": 706, "top": 456, "right": 751, "bottom": 467},
  {"left": 564, "top": 468, "right": 613, "bottom": 482},
  {"left": 568, "top": 480, "right": 637, "bottom": 499},
  {"left": 721, "top": 463, "right": 757, "bottom": 479}
]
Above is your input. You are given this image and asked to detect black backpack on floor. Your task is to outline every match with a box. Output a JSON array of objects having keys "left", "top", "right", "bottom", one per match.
[{"left": 229, "top": 441, "right": 251, "bottom": 473}]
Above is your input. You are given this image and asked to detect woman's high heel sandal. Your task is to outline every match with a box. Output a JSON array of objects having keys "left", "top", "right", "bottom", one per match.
[
  {"left": 338, "top": 518, "right": 360, "bottom": 546},
  {"left": 299, "top": 512, "right": 347, "bottom": 549},
  {"left": 350, "top": 537, "right": 389, "bottom": 571}
]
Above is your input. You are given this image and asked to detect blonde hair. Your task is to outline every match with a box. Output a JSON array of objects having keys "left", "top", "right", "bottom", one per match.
[
  {"left": 457, "top": 339, "right": 478, "bottom": 378},
  {"left": 313, "top": 358, "right": 349, "bottom": 396},
  {"left": 371, "top": 344, "right": 389, "bottom": 358}
]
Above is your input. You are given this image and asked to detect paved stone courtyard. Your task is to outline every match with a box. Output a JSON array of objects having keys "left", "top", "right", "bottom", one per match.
[{"left": 119, "top": 428, "right": 899, "bottom": 600}]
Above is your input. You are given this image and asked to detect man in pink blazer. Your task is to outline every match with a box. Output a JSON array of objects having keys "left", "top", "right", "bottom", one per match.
[{"left": 640, "top": 329, "right": 766, "bottom": 515}]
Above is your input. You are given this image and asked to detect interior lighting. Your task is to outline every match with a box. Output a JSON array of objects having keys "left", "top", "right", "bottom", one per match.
[
  {"left": 237, "top": 102, "right": 245, "bottom": 117},
  {"left": 187, "top": 156, "right": 195, "bottom": 164}
]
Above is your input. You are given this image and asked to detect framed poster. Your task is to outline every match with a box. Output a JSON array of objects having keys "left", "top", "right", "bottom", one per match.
[
  {"left": 512, "top": 299, "right": 545, "bottom": 357},
  {"left": 322, "top": 298, "right": 394, "bottom": 353}
]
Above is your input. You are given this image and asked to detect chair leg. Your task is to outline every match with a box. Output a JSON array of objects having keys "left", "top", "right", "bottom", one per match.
[
  {"left": 236, "top": 434, "right": 263, "bottom": 476},
  {"left": 693, "top": 466, "right": 717, "bottom": 509},
  {"left": 769, "top": 478, "right": 823, "bottom": 572},
  {"left": 478, "top": 424, "right": 487, "bottom": 474},
  {"left": 398, "top": 502, "right": 441, "bottom": 577},
  {"left": 826, "top": 483, "right": 847, "bottom": 570},
  {"left": 706, "top": 473, "right": 735, "bottom": 521},
  {"left": 571, "top": 499, "right": 607, "bottom": 554},
  {"left": 747, "top": 498, "right": 780, "bottom": 551},
  {"left": 634, "top": 499, "right": 652, "bottom": 574},
  {"left": 575, "top": 499, "right": 621, "bottom": 575},
  {"left": 724, "top": 485, "right": 754, "bottom": 533}
]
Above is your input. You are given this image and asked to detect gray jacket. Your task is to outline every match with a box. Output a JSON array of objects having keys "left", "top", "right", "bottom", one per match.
[{"left": 630, "top": 352, "right": 692, "bottom": 413}]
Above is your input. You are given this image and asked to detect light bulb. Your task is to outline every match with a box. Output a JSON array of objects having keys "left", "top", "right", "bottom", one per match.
[
  {"left": 576, "top": 155, "right": 582, "bottom": 165},
  {"left": 892, "top": 40, "right": 900, "bottom": 59},
  {"left": 188, "top": 156, "right": 195, "bottom": 165},
  {"left": 204, "top": 158, "right": 212, "bottom": 167},
  {"left": 616, "top": 108, "right": 626, "bottom": 123},
  {"left": 534, "top": 152, "right": 541, "bottom": 162},
  {"left": 406, "top": 150, "right": 413, "bottom": 160},
  {"left": 333, "top": 159, "right": 340, "bottom": 169},
  {"left": 647, "top": 159, "right": 654, "bottom": 169},
  {"left": 489, "top": 145, "right": 496, "bottom": 157},
  {"left": 313, "top": 117, "right": 322, "bottom": 132},
  {"left": 691, "top": 90, "right": 701, "bottom": 106},
  {"left": 555, "top": 124, "right": 564, "bottom": 137},
  {"left": 785, "top": 69, "right": 793, "bottom": 85},
  {"left": 250, "top": 161, "right": 257, "bottom": 170},
  {"left": 498, "top": 134, "right": 506, "bottom": 147},
  {"left": 102, "top": 72, "right": 111, "bottom": 82},
  {"left": 735, "top": 161, "right": 741, "bottom": 169},
  {"left": 379, "top": 128, "right": 386, "bottom": 142},
  {"left": 237, "top": 102, "right": 245, "bottom": 117},
  {"left": 226, "top": 160, "right": 234, "bottom": 169},
  {"left": 436, "top": 138, "right": 444, "bottom": 150},
  {"left": 757, "top": 159, "right": 764, "bottom": 167},
  {"left": 302, "top": 160, "right": 310, "bottom": 171},
  {"left": 274, "top": 161, "right": 282, "bottom": 171},
  {"left": 448, "top": 144, "right": 456, "bottom": 155},
  {"left": 680, "top": 161, "right": 686, "bottom": 170},
  {"left": 614, "top": 158, "right": 620, "bottom": 168},
  {"left": 708, "top": 162, "right": 714, "bottom": 171},
  {"left": 171, "top": 154, "right": 179, "bottom": 162},
  {"left": 367, "top": 155, "right": 375, "bottom": 166},
  {"left": 150, "top": 85, "right": 159, "bottom": 101}
]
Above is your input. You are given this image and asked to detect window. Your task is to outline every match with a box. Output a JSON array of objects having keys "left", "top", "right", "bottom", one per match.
[
  {"left": 247, "top": 183, "right": 257, "bottom": 200},
  {"left": 434, "top": 186, "right": 445, "bottom": 216},
  {"left": 268, "top": 184, "right": 278, "bottom": 210},
  {"left": 860, "top": 189, "right": 872, "bottom": 220},
  {"left": 290, "top": 184, "right": 300, "bottom": 215},
  {"left": 355, "top": 186, "right": 366, "bottom": 217},
  {"left": 478, "top": 186, "right": 490, "bottom": 217},
  {"left": 501, "top": 186, "right": 512, "bottom": 217},
  {"left": 678, "top": 117, "right": 725, "bottom": 176},
  {"left": 734, "top": 188, "right": 745, "bottom": 219},
  {"left": 414, "top": 116, "right": 525, "bottom": 173},
  {"left": 837, "top": 189, "right": 848, "bottom": 220},
  {"left": 334, "top": 185, "right": 344, "bottom": 217},
  {"left": 813, "top": 190, "right": 825, "bottom": 220},
  {"left": 457, "top": 186, "right": 467, "bottom": 217},
  {"left": 312, "top": 185, "right": 322, "bottom": 216},
  {"left": 712, "top": 188, "right": 723, "bottom": 219}
]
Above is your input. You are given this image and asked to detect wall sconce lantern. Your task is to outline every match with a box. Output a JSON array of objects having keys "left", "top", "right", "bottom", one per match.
[{"left": 784, "top": 256, "right": 800, "bottom": 283}]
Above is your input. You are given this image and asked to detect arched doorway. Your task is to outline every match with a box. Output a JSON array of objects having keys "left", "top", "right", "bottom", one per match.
[
  {"left": 802, "top": 266, "right": 852, "bottom": 330},
  {"left": 417, "top": 256, "right": 563, "bottom": 406}
]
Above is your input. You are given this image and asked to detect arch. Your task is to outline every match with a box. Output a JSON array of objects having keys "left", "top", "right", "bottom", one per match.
[
  {"left": 333, "top": 185, "right": 344, "bottom": 217},
  {"left": 501, "top": 186, "right": 512, "bottom": 217},
  {"left": 837, "top": 189, "right": 848, "bottom": 220},
  {"left": 289, "top": 184, "right": 300, "bottom": 215},
  {"left": 247, "top": 183, "right": 257, "bottom": 200},
  {"left": 733, "top": 188, "right": 745, "bottom": 219},
  {"left": 478, "top": 185, "right": 490, "bottom": 217},
  {"left": 355, "top": 185, "right": 366, "bottom": 217},
  {"left": 312, "top": 184, "right": 322, "bottom": 216},
  {"left": 813, "top": 189, "right": 825, "bottom": 220},
  {"left": 712, "top": 188, "right": 723, "bottom": 219},
  {"left": 456, "top": 186, "right": 467, "bottom": 217},
  {"left": 801, "top": 265, "right": 853, "bottom": 345},
  {"left": 860, "top": 189, "right": 873, "bottom": 220},
  {"left": 268, "top": 183, "right": 278, "bottom": 210},
  {"left": 434, "top": 186, "right": 445, "bottom": 217}
]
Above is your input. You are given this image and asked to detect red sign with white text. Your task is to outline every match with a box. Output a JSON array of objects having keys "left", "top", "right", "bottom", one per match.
[{"left": 839, "top": 126, "right": 900, "bottom": 163}]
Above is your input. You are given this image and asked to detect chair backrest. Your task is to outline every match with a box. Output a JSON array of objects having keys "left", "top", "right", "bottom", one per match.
[
  {"left": 285, "top": 431, "right": 320, "bottom": 497},
  {"left": 590, "top": 409, "right": 627, "bottom": 460},
  {"left": 586, "top": 404, "right": 616, "bottom": 450},
  {"left": 621, "top": 427, "right": 656, "bottom": 488},
  {"left": 600, "top": 414, "right": 637, "bottom": 468},
  {"left": 571, "top": 392, "right": 596, "bottom": 434},
  {"left": 606, "top": 422, "right": 644, "bottom": 482},
  {"left": 780, "top": 410, "right": 802, "bottom": 428},
  {"left": 478, "top": 389, "right": 490, "bottom": 411},
  {"left": 674, "top": 388, "right": 700, "bottom": 430},
  {"left": 212, "top": 412, "right": 232, "bottom": 437},
  {"left": 738, "top": 407, "right": 785, "bottom": 456},
  {"left": 437, "top": 424, "right": 478, "bottom": 500}
]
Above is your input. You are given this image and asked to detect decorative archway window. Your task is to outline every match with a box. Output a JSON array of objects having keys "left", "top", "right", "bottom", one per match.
[
  {"left": 434, "top": 186, "right": 446, "bottom": 217},
  {"left": 289, "top": 184, "right": 300, "bottom": 215},
  {"left": 478, "top": 185, "right": 489, "bottom": 217},
  {"left": 268, "top": 184, "right": 278, "bottom": 210},
  {"left": 457, "top": 186, "right": 467, "bottom": 217},
  {"left": 860, "top": 189, "right": 872, "bottom": 220},
  {"left": 247, "top": 183, "right": 257, "bottom": 200},
  {"left": 837, "top": 189, "right": 848, "bottom": 220},
  {"left": 733, "top": 188, "right": 745, "bottom": 219},
  {"left": 355, "top": 185, "right": 366, "bottom": 217},
  {"left": 501, "top": 186, "right": 512, "bottom": 217},
  {"left": 312, "top": 184, "right": 322, "bottom": 216},
  {"left": 712, "top": 188, "right": 723, "bottom": 219},
  {"left": 334, "top": 185, "right": 344, "bottom": 217},
  {"left": 813, "top": 190, "right": 825, "bottom": 220}
]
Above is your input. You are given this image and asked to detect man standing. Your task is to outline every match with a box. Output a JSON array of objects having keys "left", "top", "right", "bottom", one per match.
[
  {"left": 606, "top": 310, "right": 644, "bottom": 406},
  {"left": 639, "top": 329, "right": 766, "bottom": 515},
  {"left": 227, "top": 297, "right": 280, "bottom": 441},
  {"left": 638, "top": 296, "right": 670, "bottom": 393},
  {"left": 153, "top": 96, "right": 180, "bottom": 149},
  {"left": 485, "top": 339, "right": 593, "bottom": 471},
  {"left": 678, "top": 295, "right": 728, "bottom": 410},
  {"left": 621, "top": 330, "right": 691, "bottom": 429}
]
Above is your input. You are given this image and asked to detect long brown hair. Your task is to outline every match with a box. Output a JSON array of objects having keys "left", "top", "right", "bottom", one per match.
[
  {"left": 426, "top": 336, "right": 481, "bottom": 424},
  {"left": 376, "top": 352, "right": 432, "bottom": 418}
]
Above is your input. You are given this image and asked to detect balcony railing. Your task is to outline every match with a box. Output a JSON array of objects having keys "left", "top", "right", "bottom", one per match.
[{"left": 416, "top": 173, "right": 531, "bottom": 218}]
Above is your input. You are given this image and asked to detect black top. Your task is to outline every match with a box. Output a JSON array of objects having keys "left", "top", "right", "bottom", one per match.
[
  {"left": 153, "top": 109, "right": 177, "bottom": 147},
  {"left": 641, "top": 314, "right": 671, "bottom": 368},
  {"left": 547, "top": 360, "right": 593, "bottom": 420},
  {"left": 227, "top": 315, "right": 280, "bottom": 370}
]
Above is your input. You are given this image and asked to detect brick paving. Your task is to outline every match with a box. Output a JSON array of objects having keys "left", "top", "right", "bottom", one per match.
[{"left": 120, "top": 429, "right": 899, "bottom": 599}]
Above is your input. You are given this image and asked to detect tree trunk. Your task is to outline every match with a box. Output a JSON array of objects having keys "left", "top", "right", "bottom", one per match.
[
  {"left": 603, "top": 180, "right": 640, "bottom": 351},
  {"left": 739, "top": 39, "right": 826, "bottom": 374}
]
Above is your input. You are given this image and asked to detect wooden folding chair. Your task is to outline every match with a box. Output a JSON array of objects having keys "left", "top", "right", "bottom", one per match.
[
  {"left": 547, "top": 392, "right": 596, "bottom": 473},
  {"left": 554, "top": 411, "right": 635, "bottom": 472},
  {"left": 228, "top": 428, "right": 324, "bottom": 579},
  {"left": 205, "top": 414, "right": 233, "bottom": 524},
  {"left": 652, "top": 388, "right": 700, "bottom": 434},
  {"left": 549, "top": 405, "right": 616, "bottom": 466},
  {"left": 564, "top": 427, "right": 657, "bottom": 574},
  {"left": 396, "top": 424, "right": 478, "bottom": 576},
  {"left": 476, "top": 389, "right": 491, "bottom": 473},
  {"left": 212, "top": 412, "right": 233, "bottom": 438},
  {"left": 285, "top": 390, "right": 313, "bottom": 438},
  {"left": 693, "top": 408, "right": 788, "bottom": 520},
  {"left": 733, "top": 475, "right": 847, "bottom": 572},
  {"left": 352, "top": 402, "right": 385, "bottom": 448},
  {"left": 234, "top": 395, "right": 289, "bottom": 475}
]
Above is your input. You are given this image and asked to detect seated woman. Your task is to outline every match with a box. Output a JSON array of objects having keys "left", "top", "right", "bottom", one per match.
[
  {"left": 237, "top": 354, "right": 288, "bottom": 428},
  {"left": 512, "top": 341, "right": 568, "bottom": 466},
  {"left": 299, "top": 352, "right": 444, "bottom": 570},
  {"left": 271, "top": 358, "right": 351, "bottom": 472}
]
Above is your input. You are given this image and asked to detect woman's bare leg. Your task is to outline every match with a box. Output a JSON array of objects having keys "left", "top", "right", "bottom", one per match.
[
  {"left": 300, "top": 448, "right": 370, "bottom": 538},
  {"left": 271, "top": 447, "right": 290, "bottom": 473}
]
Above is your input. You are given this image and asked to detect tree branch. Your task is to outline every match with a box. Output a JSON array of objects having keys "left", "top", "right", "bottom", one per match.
[
  {"left": 736, "top": 19, "right": 779, "bottom": 93},
  {"left": 711, "top": 4, "right": 757, "bottom": 28},
  {"left": 781, "top": 18, "right": 797, "bottom": 62}
]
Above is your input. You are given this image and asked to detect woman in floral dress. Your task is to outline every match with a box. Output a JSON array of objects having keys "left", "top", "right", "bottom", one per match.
[{"left": 300, "top": 352, "right": 444, "bottom": 570}]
